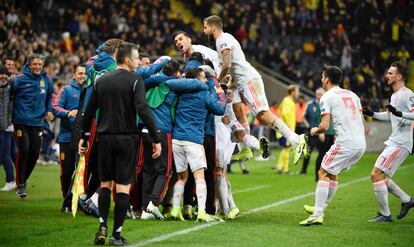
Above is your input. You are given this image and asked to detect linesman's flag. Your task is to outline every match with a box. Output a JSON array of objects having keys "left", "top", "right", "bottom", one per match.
[{"left": 71, "top": 154, "right": 86, "bottom": 217}]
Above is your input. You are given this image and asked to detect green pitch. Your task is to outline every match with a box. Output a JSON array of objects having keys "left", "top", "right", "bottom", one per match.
[{"left": 1, "top": 152, "right": 414, "bottom": 246}]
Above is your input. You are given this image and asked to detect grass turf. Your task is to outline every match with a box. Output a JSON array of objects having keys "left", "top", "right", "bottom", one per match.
[{"left": 1, "top": 152, "right": 413, "bottom": 246}]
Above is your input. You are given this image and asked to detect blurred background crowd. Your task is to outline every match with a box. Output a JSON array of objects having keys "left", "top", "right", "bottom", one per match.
[{"left": 1, "top": 0, "right": 413, "bottom": 111}]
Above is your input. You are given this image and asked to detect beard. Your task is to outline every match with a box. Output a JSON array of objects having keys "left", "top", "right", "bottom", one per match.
[{"left": 207, "top": 33, "right": 216, "bottom": 47}]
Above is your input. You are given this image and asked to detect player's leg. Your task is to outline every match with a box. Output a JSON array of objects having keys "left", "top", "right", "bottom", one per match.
[
  {"left": 215, "top": 123, "right": 234, "bottom": 217},
  {"left": 370, "top": 147, "right": 398, "bottom": 221},
  {"left": 301, "top": 146, "right": 363, "bottom": 225},
  {"left": 371, "top": 146, "right": 412, "bottom": 221},
  {"left": 216, "top": 166, "right": 230, "bottom": 216},
  {"left": 240, "top": 78, "right": 308, "bottom": 164},
  {"left": 171, "top": 140, "right": 188, "bottom": 221}
]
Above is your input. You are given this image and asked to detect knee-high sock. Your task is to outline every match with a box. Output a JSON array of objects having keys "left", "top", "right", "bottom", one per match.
[
  {"left": 98, "top": 187, "right": 111, "bottom": 229},
  {"left": 385, "top": 178, "right": 410, "bottom": 203},
  {"left": 226, "top": 177, "right": 236, "bottom": 209},
  {"left": 196, "top": 179, "right": 207, "bottom": 211},
  {"left": 373, "top": 180, "right": 390, "bottom": 216},
  {"left": 242, "top": 135, "right": 260, "bottom": 151},
  {"left": 324, "top": 180, "right": 338, "bottom": 210},
  {"left": 269, "top": 117, "right": 299, "bottom": 147},
  {"left": 314, "top": 180, "right": 330, "bottom": 217},
  {"left": 113, "top": 193, "right": 129, "bottom": 239},
  {"left": 172, "top": 180, "right": 185, "bottom": 208},
  {"left": 217, "top": 175, "right": 230, "bottom": 215}
]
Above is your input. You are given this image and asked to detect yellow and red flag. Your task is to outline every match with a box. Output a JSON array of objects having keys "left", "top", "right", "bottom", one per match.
[{"left": 71, "top": 154, "right": 86, "bottom": 217}]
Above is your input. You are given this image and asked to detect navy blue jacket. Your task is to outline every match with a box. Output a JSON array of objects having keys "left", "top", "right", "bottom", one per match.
[
  {"left": 304, "top": 99, "right": 320, "bottom": 128},
  {"left": 173, "top": 89, "right": 226, "bottom": 144},
  {"left": 52, "top": 79, "right": 82, "bottom": 143},
  {"left": 12, "top": 64, "right": 53, "bottom": 127}
]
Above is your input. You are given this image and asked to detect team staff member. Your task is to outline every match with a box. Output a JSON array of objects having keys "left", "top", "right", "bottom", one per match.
[
  {"left": 52, "top": 64, "right": 86, "bottom": 213},
  {"left": 79, "top": 43, "right": 161, "bottom": 246},
  {"left": 12, "top": 53, "right": 54, "bottom": 199}
]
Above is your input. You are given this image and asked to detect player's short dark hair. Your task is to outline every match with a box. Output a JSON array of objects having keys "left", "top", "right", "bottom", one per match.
[
  {"left": 204, "top": 59, "right": 214, "bottom": 71},
  {"left": 74, "top": 64, "right": 86, "bottom": 73},
  {"left": 322, "top": 65, "right": 343, "bottom": 85},
  {"left": 139, "top": 52, "right": 150, "bottom": 59},
  {"left": 101, "top": 38, "right": 125, "bottom": 56},
  {"left": 204, "top": 15, "right": 223, "bottom": 29},
  {"left": 162, "top": 59, "right": 180, "bottom": 76},
  {"left": 189, "top": 52, "right": 204, "bottom": 64},
  {"left": 172, "top": 30, "right": 191, "bottom": 41},
  {"left": 116, "top": 42, "right": 139, "bottom": 64},
  {"left": 185, "top": 67, "right": 204, "bottom": 79},
  {"left": 27, "top": 53, "right": 44, "bottom": 65},
  {"left": 390, "top": 61, "right": 407, "bottom": 80}
]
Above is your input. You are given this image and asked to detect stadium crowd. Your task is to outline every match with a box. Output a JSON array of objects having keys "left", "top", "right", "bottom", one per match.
[{"left": 2, "top": 0, "right": 414, "bottom": 111}]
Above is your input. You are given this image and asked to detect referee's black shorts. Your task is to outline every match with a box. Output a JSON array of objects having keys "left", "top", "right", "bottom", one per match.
[{"left": 96, "top": 134, "right": 139, "bottom": 185}]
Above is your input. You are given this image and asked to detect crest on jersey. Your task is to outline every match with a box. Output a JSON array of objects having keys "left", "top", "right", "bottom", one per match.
[
  {"left": 40, "top": 79, "right": 45, "bottom": 87},
  {"left": 220, "top": 43, "right": 228, "bottom": 49}
]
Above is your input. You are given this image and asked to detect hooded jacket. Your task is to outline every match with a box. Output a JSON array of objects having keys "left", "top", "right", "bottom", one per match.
[{"left": 12, "top": 64, "right": 53, "bottom": 127}]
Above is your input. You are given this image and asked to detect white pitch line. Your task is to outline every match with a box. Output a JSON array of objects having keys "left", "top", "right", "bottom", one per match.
[
  {"left": 131, "top": 164, "right": 414, "bottom": 247},
  {"left": 233, "top": 185, "right": 271, "bottom": 194}
]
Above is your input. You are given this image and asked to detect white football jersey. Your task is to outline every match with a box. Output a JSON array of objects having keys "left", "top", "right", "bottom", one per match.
[
  {"left": 215, "top": 32, "right": 261, "bottom": 88},
  {"left": 183, "top": 44, "right": 221, "bottom": 75},
  {"left": 385, "top": 86, "right": 414, "bottom": 152},
  {"left": 320, "top": 86, "right": 366, "bottom": 149}
]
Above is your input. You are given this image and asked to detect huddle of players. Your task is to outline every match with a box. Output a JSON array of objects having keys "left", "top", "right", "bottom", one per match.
[{"left": 69, "top": 15, "right": 315, "bottom": 245}]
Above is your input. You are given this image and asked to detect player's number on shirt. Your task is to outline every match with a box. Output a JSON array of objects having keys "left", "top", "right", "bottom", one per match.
[{"left": 342, "top": 97, "right": 357, "bottom": 120}]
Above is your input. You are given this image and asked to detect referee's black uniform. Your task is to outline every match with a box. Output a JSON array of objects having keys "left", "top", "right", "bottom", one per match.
[
  {"left": 81, "top": 68, "right": 160, "bottom": 184},
  {"left": 81, "top": 65, "right": 160, "bottom": 244}
]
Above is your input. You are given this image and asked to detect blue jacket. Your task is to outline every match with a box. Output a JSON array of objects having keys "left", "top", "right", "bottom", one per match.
[
  {"left": 143, "top": 74, "right": 210, "bottom": 134},
  {"left": 52, "top": 79, "right": 82, "bottom": 143},
  {"left": 173, "top": 89, "right": 225, "bottom": 144},
  {"left": 137, "top": 62, "right": 166, "bottom": 79},
  {"left": 12, "top": 64, "right": 53, "bottom": 127},
  {"left": 143, "top": 73, "right": 177, "bottom": 133}
]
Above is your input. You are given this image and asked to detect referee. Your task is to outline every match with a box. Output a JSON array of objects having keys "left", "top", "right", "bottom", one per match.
[{"left": 79, "top": 42, "right": 161, "bottom": 246}]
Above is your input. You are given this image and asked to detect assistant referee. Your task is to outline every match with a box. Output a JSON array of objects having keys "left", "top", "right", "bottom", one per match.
[{"left": 79, "top": 42, "right": 161, "bottom": 246}]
